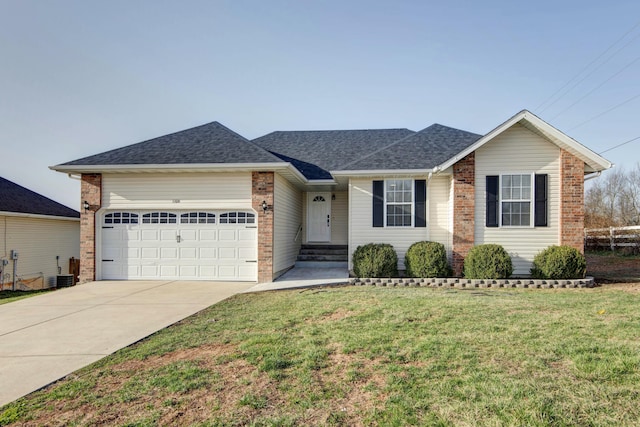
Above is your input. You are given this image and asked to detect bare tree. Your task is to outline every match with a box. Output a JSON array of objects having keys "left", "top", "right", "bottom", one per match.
[{"left": 585, "top": 164, "right": 640, "bottom": 228}]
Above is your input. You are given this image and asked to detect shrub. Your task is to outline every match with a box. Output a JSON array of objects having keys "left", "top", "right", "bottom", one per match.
[
  {"left": 530, "top": 245, "right": 586, "bottom": 279},
  {"left": 405, "top": 241, "right": 451, "bottom": 278},
  {"left": 463, "top": 244, "right": 513, "bottom": 279},
  {"left": 352, "top": 243, "right": 398, "bottom": 277}
]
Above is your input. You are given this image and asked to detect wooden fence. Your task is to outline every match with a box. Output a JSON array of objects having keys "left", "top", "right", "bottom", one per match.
[{"left": 585, "top": 225, "right": 640, "bottom": 251}]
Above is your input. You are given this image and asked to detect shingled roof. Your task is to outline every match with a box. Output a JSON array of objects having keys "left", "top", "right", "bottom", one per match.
[
  {"left": 59, "top": 122, "right": 282, "bottom": 166},
  {"left": 0, "top": 177, "right": 79, "bottom": 218},
  {"left": 252, "top": 129, "right": 415, "bottom": 179},
  {"left": 335, "top": 124, "right": 482, "bottom": 171}
]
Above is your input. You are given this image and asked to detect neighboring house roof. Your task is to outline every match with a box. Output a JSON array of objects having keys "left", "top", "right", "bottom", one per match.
[
  {"left": 335, "top": 124, "right": 482, "bottom": 172},
  {"left": 252, "top": 129, "right": 415, "bottom": 179},
  {"left": 0, "top": 177, "right": 79, "bottom": 219},
  {"left": 59, "top": 121, "right": 282, "bottom": 166}
]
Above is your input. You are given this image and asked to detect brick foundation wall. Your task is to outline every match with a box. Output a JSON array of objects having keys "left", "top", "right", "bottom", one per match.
[
  {"left": 452, "top": 153, "right": 475, "bottom": 276},
  {"left": 252, "top": 172, "right": 274, "bottom": 283},
  {"left": 559, "top": 149, "right": 585, "bottom": 252},
  {"left": 80, "top": 174, "right": 102, "bottom": 284}
]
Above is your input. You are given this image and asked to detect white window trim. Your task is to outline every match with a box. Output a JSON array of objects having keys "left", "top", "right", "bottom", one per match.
[
  {"left": 384, "top": 179, "right": 414, "bottom": 228},
  {"left": 499, "top": 173, "right": 535, "bottom": 228}
]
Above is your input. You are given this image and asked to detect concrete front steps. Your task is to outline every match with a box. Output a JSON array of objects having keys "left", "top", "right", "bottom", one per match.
[{"left": 295, "top": 244, "right": 348, "bottom": 268}]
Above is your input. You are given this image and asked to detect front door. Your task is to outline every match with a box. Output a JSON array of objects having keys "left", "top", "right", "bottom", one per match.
[{"left": 307, "top": 192, "right": 331, "bottom": 242}]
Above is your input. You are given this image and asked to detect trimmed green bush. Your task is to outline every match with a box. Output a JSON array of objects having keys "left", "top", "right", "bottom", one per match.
[
  {"left": 405, "top": 241, "right": 451, "bottom": 278},
  {"left": 463, "top": 244, "right": 513, "bottom": 279},
  {"left": 530, "top": 245, "right": 587, "bottom": 279},
  {"left": 352, "top": 243, "right": 398, "bottom": 278}
]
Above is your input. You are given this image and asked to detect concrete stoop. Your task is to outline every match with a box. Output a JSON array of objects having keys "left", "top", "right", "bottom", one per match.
[{"left": 350, "top": 277, "right": 597, "bottom": 289}]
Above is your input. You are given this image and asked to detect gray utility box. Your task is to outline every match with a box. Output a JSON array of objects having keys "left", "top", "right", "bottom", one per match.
[{"left": 56, "top": 274, "right": 75, "bottom": 288}]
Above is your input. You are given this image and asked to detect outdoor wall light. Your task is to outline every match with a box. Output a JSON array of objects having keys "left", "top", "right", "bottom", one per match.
[
  {"left": 262, "top": 200, "right": 268, "bottom": 212},
  {"left": 83, "top": 200, "right": 90, "bottom": 211}
]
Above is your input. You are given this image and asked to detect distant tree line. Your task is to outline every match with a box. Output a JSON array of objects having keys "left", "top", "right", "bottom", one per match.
[{"left": 585, "top": 163, "right": 640, "bottom": 228}]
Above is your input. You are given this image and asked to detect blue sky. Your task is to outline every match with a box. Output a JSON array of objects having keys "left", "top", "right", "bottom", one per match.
[{"left": 1, "top": 0, "right": 639, "bottom": 209}]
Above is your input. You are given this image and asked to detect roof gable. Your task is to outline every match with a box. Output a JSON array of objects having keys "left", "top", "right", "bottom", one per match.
[
  {"left": 59, "top": 122, "right": 282, "bottom": 167},
  {"left": 436, "top": 110, "right": 612, "bottom": 172},
  {"left": 0, "top": 177, "right": 79, "bottom": 218}
]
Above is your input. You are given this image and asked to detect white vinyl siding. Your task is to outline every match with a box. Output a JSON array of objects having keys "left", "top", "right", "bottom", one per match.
[
  {"left": 349, "top": 178, "right": 427, "bottom": 271},
  {"left": 273, "top": 174, "right": 303, "bottom": 275},
  {"left": 102, "top": 172, "right": 252, "bottom": 209},
  {"left": 331, "top": 192, "right": 348, "bottom": 245},
  {"left": 428, "top": 175, "right": 452, "bottom": 258},
  {"left": 301, "top": 191, "right": 348, "bottom": 245},
  {"left": 0, "top": 215, "right": 80, "bottom": 288},
  {"left": 475, "top": 123, "right": 560, "bottom": 275}
]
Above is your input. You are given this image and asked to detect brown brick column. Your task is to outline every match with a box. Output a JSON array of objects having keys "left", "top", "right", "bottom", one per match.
[
  {"left": 452, "top": 153, "right": 475, "bottom": 276},
  {"left": 559, "top": 149, "right": 585, "bottom": 252},
  {"left": 252, "top": 172, "right": 274, "bottom": 283},
  {"left": 80, "top": 174, "right": 102, "bottom": 284}
]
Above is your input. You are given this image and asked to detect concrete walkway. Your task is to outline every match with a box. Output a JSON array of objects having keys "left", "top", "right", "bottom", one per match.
[
  {"left": 0, "top": 280, "right": 253, "bottom": 407},
  {"left": 246, "top": 267, "right": 349, "bottom": 292}
]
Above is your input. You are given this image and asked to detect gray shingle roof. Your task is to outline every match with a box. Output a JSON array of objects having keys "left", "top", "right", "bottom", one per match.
[
  {"left": 60, "top": 122, "right": 282, "bottom": 166},
  {"left": 335, "top": 124, "right": 483, "bottom": 171},
  {"left": 252, "top": 129, "right": 415, "bottom": 179},
  {"left": 0, "top": 177, "right": 79, "bottom": 218}
]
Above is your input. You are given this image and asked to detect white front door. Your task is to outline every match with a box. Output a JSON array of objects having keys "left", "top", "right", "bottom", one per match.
[{"left": 307, "top": 192, "right": 331, "bottom": 242}]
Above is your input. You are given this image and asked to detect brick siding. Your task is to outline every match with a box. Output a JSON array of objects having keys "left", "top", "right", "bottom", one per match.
[
  {"left": 559, "top": 149, "right": 585, "bottom": 252},
  {"left": 79, "top": 174, "right": 102, "bottom": 284},
  {"left": 452, "top": 153, "right": 475, "bottom": 276},
  {"left": 252, "top": 172, "right": 274, "bottom": 283}
]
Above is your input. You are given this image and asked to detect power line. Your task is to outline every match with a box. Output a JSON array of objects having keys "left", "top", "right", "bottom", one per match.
[
  {"left": 569, "top": 93, "right": 640, "bottom": 131},
  {"left": 536, "top": 19, "right": 640, "bottom": 113},
  {"left": 551, "top": 54, "right": 640, "bottom": 120},
  {"left": 599, "top": 136, "right": 640, "bottom": 154}
]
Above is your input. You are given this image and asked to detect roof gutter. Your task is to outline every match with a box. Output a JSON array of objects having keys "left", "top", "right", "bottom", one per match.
[
  {"left": 51, "top": 162, "right": 336, "bottom": 187},
  {"left": 331, "top": 168, "right": 435, "bottom": 177},
  {"left": 584, "top": 170, "right": 604, "bottom": 182},
  {"left": 0, "top": 211, "right": 80, "bottom": 222},
  {"left": 49, "top": 162, "right": 294, "bottom": 173}
]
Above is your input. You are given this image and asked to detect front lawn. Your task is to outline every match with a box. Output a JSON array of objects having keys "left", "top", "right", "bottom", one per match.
[
  {"left": 0, "top": 289, "right": 51, "bottom": 306},
  {"left": 1, "top": 286, "right": 640, "bottom": 426}
]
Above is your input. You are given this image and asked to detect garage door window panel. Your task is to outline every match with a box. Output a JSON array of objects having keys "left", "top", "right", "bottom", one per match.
[
  {"left": 143, "top": 212, "right": 177, "bottom": 224},
  {"left": 220, "top": 212, "right": 255, "bottom": 224},
  {"left": 181, "top": 212, "right": 216, "bottom": 224},
  {"left": 105, "top": 212, "right": 139, "bottom": 224}
]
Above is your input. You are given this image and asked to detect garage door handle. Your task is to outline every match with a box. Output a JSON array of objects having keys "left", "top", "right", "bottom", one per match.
[
  {"left": 246, "top": 226, "right": 257, "bottom": 229},
  {"left": 245, "top": 260, "right": 257, "bottom": 263},
  {"left": 102, "top": 259, "right": 114, "bottom": 262},
  {"left": 102, "top": 226, "right": 114, "bottom": 229}
]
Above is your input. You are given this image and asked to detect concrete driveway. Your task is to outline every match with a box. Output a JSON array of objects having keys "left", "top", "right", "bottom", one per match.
[{"left": 0, "top": 280, "right": 254, "bottom": 407}]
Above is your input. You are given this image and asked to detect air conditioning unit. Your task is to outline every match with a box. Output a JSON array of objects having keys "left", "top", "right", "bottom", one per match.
[{"left": 56, "top": 274, "right": 74, "bottom": 288}]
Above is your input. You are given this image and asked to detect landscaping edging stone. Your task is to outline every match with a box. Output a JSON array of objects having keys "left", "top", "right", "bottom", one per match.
[{"left": 349, "top": 277, "right": 597, "bottom": 288}]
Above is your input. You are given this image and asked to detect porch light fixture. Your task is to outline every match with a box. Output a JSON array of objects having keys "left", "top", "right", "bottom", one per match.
[
  {"left": 83, "top": 200, "right": 90, "bottom": 211},
  {"left": 261, "top": 200, "right": 268, "bottom": 212}
]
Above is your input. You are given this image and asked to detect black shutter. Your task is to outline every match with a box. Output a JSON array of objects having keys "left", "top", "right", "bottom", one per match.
[
  {"left": 414, "top": 179, "right": 426, "bottom": 227},
  {"left": 486, "top": 175, "right": 499, "bottom": 227},
  {"left": 534, "top": 174, "right": 548, "bottom": 227},
  {"left": 373, "top": 180, "right": 384, "bottom": 227}
]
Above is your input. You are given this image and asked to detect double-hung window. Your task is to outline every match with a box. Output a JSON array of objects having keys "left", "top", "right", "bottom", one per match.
[
  {"left": 373, "top": 179, "right": 426, "bottom": 228},
  {"left": 501, "top": 174, "right": 532, "bottom": 226},
  {"left": 385, "top": 179, "right": 413, "bottom": 227},
  {"left": 486, "top": 173, "right": 547, "bottom": 228}
]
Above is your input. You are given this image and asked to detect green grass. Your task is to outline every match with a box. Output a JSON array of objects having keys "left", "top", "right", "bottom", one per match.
[
  {"left": 2, "top": 286, "right": 640, "bottom": 426},
  {"left": 0, "top": 289, "right": 51, "bottom": 305}
]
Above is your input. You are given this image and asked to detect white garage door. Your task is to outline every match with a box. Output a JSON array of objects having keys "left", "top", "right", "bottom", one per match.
[{"left": 101, "top": 211, "right": 257, "bottom": 281}]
